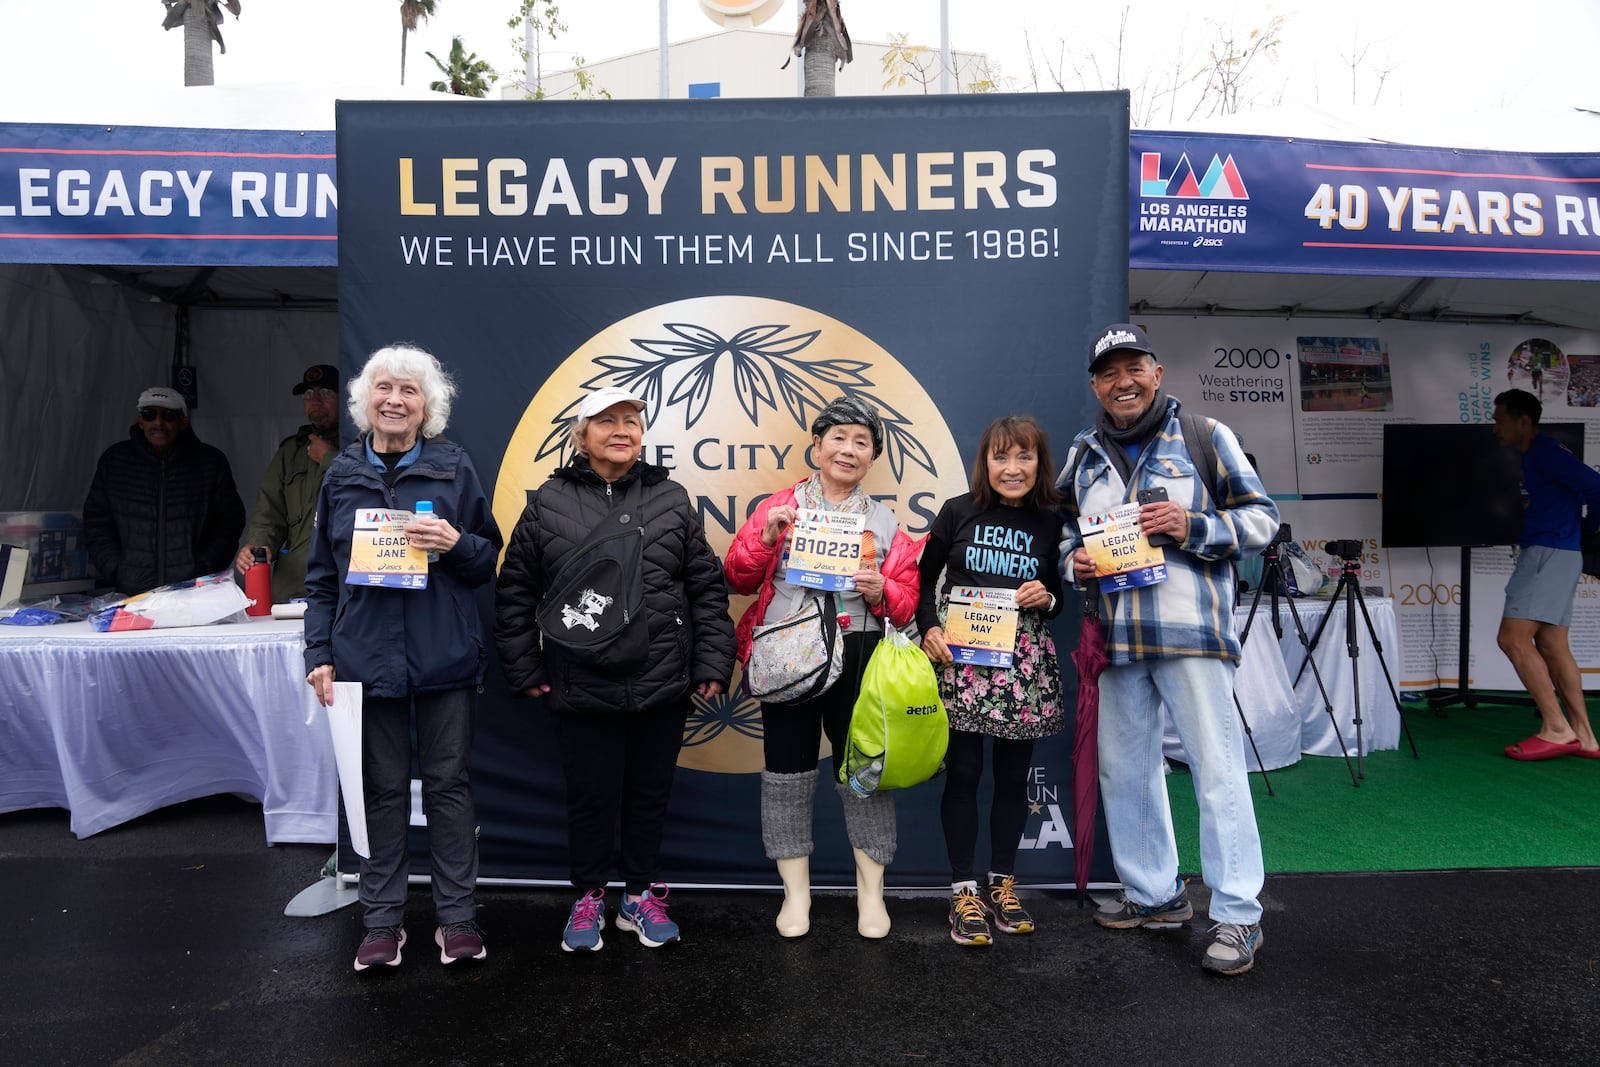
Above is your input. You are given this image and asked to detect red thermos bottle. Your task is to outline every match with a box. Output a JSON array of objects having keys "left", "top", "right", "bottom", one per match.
[{"left": 244, "top": 547, "right": 272, "bottom": 617}]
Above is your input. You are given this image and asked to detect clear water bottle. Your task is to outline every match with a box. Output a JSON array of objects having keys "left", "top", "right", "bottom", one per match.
[
  {"left": 413, "top": 500, "right": 439, "bottom": 562},
  {"left": 848, "top": 759, "right": 884, "bottom": 798}
]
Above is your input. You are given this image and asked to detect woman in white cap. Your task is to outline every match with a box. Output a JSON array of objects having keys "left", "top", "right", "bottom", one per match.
[
  {"left": 495, "top": 385, "right": 735, "bottom": 952},
  {"left": 724, "top": 396, "right": 923, "bottom": 940}
]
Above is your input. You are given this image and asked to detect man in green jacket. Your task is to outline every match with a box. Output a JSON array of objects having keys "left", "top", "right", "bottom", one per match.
[{"left": 234, "top": 364, "right": 340, "bottom": 602}]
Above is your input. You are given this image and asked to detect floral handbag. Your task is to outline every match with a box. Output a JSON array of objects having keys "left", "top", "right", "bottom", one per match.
[{"left": 744, "top": 591, "right": 844, "bottom": 705}]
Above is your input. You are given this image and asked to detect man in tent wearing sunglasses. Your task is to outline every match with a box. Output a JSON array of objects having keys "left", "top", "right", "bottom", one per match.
[{"left": 83, "top": 386, "right": 245, "bottom": 595}]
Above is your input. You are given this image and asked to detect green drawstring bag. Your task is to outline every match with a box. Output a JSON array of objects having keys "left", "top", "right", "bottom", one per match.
[{"left": 838, "top": 628, "right": 948, "bottom": 796}]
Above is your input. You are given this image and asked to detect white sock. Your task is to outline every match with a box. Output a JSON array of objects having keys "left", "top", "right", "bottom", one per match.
[{"left": 952, "top": 879, "right": 978, "bottom": 894}]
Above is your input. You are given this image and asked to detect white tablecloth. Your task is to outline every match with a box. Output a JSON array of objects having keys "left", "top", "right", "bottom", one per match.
[
  {"left": 0, "top": 617, "right": 336, "bottom": 842},
  {"left": 1163, "top": 614, "right": 1303, "bottom": 771},
  {"left": 1162, "top": 594, "right": 1402, "bottom": 764},
  {"left": 1265, "top": 595, "right": 1402, "bottom": 757}
]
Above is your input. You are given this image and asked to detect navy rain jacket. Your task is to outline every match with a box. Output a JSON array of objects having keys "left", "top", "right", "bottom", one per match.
[{"left": 303, "top": 436, "right": 503, "bottom": 697}]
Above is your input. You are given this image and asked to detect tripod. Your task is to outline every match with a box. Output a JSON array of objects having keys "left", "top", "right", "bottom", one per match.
[
  {"left": 1297, "top": 549, "right": 1421, "bottom": 779},
  {"left": 1238, "top": 532, "right": 1360, "bottom": 788}
]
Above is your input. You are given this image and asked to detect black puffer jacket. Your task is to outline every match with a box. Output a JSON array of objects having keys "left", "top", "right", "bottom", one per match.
[
  {"left": 82, "top": 425, "right": 246, "bottom": 595},
  {"left": 494, "top": 456, "right": 735, "bottom": 715}
]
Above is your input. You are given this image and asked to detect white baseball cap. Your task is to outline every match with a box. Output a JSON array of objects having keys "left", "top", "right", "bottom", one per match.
[
  {"left": 577, "top": 386, "right": 648, "bottom": 420},
  {"left": 137, "top": 386, "right": 187, "bottom": 413}
]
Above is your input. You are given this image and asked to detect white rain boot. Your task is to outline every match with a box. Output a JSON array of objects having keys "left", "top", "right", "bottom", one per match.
[
  {"left": 775, "top": 856, "right": 811, "bottom": 938},
  {"left": 853, "top": 847, "right": 891, "bottom": 939}
]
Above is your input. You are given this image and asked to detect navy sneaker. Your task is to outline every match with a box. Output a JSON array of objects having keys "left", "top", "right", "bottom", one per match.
[
  {"left": 562, "top": 889, "right": 606, "bottom": 953},
  {"left": 616, "top": 883, "right": 681, "bottom": 948},
  {"left": 1094, "top": 880, "right": 1194, "bottom": 929},
  {"left": 435, "top": 920, "right": 486, "bottom": 964},
  {"left": 353, "top": 926, "right": 405, "bottom": 971},
  {"left": 1202, "top": 922, "right": 1264, "bottom": 975}
]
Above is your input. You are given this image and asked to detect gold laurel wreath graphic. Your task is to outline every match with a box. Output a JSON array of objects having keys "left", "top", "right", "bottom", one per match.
[{"left": 535, "top": 322, "right": 938, "bottom": 482}]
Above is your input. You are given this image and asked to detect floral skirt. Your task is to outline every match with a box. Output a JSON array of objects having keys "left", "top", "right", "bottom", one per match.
[{"left": 935, "top": 595, "right": 1065, "bottom": 740}]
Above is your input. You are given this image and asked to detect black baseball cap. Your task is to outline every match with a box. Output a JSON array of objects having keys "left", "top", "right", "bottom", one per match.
[
  {"left": 1089, "top": 323, "right": 1156, "bottom": 373},
  {"left": 292, "top": 364, "right": 339, "bottom": 395}
]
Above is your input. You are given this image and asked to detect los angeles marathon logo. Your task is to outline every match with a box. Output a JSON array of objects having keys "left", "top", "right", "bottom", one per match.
[{"left": 1138, "top": 151, "right": 1249, "bottom": 243}]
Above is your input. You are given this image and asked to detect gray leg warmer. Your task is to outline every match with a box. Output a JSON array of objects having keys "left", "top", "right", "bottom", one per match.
[
  {"left": 761, "top": 770, "right": 817, "bottom": 860},
  {"left": 837, "top": 783, "right": 897, "bottom": 866}
]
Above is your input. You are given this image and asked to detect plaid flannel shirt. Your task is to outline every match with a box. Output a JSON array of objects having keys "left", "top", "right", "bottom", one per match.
[{"left": 1057, "top": 397, "right": 1279, "bottom": 665}]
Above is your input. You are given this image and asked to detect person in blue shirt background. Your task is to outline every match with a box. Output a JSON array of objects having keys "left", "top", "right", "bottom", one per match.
[{"left": 1492, "top": 388, "right": 1600, "bottom": 761}]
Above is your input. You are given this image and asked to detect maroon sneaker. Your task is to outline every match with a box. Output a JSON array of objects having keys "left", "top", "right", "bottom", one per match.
[
  {"left": 435, "top": 921, "right": 487, "bottom": 964},
  {"left": 353, "top": 926, "right": 405, "bottom": 971}
]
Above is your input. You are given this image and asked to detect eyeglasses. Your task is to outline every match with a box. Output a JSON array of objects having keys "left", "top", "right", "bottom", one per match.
[
  {"left": 302, "top": 387, "right": 337, "bottom": 400},
  {"left": 138, "top": 407, "right": 184, "bottom": 423}
]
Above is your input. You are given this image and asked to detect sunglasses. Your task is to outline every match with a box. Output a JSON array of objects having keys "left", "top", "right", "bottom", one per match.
[
  {"left": 301, "top": 387, "right": 337, "bottom": 400},
  {"left": 138, "top": 407, "right": 184, "bottom": 423}
]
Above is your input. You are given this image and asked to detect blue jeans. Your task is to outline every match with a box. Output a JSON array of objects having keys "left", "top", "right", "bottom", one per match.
[{"left": 1097, "top": 655, "right": 1264, "bottom": 924}]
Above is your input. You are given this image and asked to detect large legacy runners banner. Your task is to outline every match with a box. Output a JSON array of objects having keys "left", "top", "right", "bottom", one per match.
[{"left": 335, "top": 94, "right": 1129, "bottom": 886}]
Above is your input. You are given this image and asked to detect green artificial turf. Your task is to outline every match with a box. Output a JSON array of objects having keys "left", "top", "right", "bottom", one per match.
[{"left": 1167, "top": 698, "right": 1600, "bottom": 872}]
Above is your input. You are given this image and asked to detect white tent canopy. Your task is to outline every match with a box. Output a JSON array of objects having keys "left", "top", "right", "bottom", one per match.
[{"left": 1, "top": 85, "right": 468, "bottom": 514}]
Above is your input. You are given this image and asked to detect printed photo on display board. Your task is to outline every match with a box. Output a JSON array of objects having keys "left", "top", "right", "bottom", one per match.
[
  {"left": 1298, "top": 337, "right": 1394, "bottom": 413},
  {"left": 1565, "top": 353, "right": 1600, "bottom": 407},
  {"left": 1506, "top": 337, "right": 1568, "bottom": 403}
]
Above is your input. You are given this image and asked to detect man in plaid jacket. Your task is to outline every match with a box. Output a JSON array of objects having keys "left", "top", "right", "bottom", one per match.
[{"left": 1059, "top": 323, "right": 1279, "bottom": 977}]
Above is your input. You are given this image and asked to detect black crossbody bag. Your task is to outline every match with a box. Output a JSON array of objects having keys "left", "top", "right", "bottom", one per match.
[{"left": 535, "top": 482, "right": 649, "bottom": 672}]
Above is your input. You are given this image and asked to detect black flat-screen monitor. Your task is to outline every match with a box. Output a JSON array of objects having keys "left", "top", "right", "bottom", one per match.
[{"left": 1381, "top": 423, "right": 1584, "bottom": 548}]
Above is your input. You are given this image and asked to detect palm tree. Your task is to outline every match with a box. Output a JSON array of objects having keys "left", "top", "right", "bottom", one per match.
[
  {"left": 399, "top": 0, "right": 438, "bottom": 87},
  {"left": 792, "top": 0, "right": 852, "bottom": 97},
  {"left": 160, "top": 1, "right": 242, "bottom": 87},
  {"left": 427, "top": 37, "right": 497, "bottom": 98}
]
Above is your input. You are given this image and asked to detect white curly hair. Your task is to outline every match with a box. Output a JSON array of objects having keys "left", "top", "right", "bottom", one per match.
[{"left": 347, "top": 344, "right": 456, "bottom": 439}]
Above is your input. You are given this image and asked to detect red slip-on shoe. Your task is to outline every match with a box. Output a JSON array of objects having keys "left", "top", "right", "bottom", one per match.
[
  {"left": 1505, "top": 735, "right": 1582, "bottom": 761},
  {"left": 1569, "top": 746, "right": 1600, "bottom": 760}
]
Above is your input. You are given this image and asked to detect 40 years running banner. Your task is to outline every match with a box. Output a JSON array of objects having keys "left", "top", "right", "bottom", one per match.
[{"left": 335, "top": 94, "right": 1129, "bottom": 887}]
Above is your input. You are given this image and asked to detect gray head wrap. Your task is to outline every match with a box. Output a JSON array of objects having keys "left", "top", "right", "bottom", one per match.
[{"left": 810, "top": 396, "right": 884, "bottom": 459}]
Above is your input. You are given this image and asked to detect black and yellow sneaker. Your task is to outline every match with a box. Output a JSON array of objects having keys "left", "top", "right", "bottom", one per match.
[
  {"left": 987, "top": 874, "right": 1035, "bottom": 935},
  {"left": 949, "top": 886, "right": 993, "bottom": 946}
]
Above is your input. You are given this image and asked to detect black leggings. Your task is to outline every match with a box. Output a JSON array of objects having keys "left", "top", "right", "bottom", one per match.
[
  {"left": 940, "top": 729, "right": 1036, "bottom": 884},
  {"left": 761, "top": 630, "right": 880, "bottom": 778}
]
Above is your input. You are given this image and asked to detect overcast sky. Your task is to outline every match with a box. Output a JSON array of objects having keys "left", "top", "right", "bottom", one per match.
[{"left": 2, "top": 1, "right": 1597, "bottom": 117}]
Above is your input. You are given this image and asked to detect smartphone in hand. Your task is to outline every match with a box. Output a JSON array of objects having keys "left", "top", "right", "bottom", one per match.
[{"left": 1136, "top": 486, "right": 1173, "bottom": 545}]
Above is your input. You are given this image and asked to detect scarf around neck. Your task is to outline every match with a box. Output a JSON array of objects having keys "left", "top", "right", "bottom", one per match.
[
  {"left": 795, "top": 472, "right": 872, "bottom": 516},
  {"left": 1095, "top": 391, "right": 1171, "bottom": 485}
]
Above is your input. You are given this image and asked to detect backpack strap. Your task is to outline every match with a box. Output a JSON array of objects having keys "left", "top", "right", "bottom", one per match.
[
  {"left": 1178, "top": 411, "right": 1225, "bottom": 509},
  {"left": 547, "top": 477, "right": 643, "bottom": 579}
]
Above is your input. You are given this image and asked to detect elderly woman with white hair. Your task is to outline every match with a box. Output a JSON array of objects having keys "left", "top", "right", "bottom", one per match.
[
  {"left": 494, "top": 385, "right": 735, "bottom": 953},
  {"left": 304, "top": 344, "right": 502, "bottom": 973}
]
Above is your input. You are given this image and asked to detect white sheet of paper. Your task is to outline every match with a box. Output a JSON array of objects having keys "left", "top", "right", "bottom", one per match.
[{"left": 325, "top": 682, "right": 370, "bottom": 858}]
